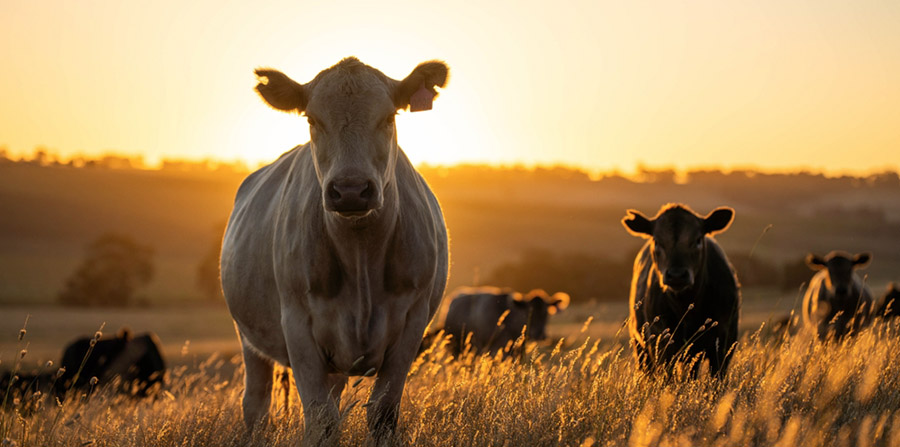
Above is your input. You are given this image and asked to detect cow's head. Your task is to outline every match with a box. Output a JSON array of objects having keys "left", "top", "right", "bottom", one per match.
[
  {"left": 806, "top": 251, "right": 871, "bottom": 303},
  {"left": 254, "top": 57, "right": 448, "bottom": 218},
  {"left": 514, "top": 289, "right": 570, "bottom": 341},
  {"left": 622, "top": 204, "right": 734, "bottom": 293}
]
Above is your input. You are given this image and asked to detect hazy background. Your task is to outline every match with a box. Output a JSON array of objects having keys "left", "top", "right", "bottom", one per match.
[
  {"left": 2, "top": 0, "right": 899, "bottom": 173},
  {"left": 2, "top": 1, "right": 900, "bottom": 366}
]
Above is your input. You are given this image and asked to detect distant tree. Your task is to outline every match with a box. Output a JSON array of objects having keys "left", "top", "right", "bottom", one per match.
[
  {"left": 58, "top": 233, "right": 155, "bottom": 307},
  {"left": 196, "top": 223, "right": 226, "bottom": 302}
]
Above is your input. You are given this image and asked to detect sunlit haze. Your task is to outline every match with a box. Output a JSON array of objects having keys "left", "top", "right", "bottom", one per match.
[{"left": 2, "top": 0, "right": 899, "bottom": 174}]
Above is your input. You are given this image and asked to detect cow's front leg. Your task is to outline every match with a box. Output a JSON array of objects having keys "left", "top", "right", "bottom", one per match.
[
  {"left": 366, "top": 303, "right": 428, "bottom": 444},
  {"left": 282, "top": 319, "right": 340, "bottom": 446}
]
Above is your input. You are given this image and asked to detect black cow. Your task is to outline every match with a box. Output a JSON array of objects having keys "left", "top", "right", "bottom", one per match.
[
  {"left": 57, "top": 328, "right": 166, "bottom": 396},
  {"left": 875, "top": 282, "right": 900, "bottom": 319},
  {"left": 801, "top": 251, "right": 874, "bottom": 340},
  {"left": 622, "top": 204, "right": 741, "bottom": 377},
  {"left": 442, "top": 287, "right": 569, "bottom": 354}
]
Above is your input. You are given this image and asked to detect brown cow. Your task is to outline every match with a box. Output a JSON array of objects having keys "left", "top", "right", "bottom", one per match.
[
  {"left": 802, "top": 251, "right": 874, "bottom": 339},
  {"left": 221, "top": 57, "right": 450, "bottom": 444},
  {"left": 442, "top": 287, "right": 569, "bottom": 354},
  {"left": 622, "top": 204, "right": 741, "bottom": 377}
]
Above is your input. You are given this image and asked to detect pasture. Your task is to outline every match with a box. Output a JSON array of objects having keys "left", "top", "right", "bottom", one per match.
[{"left": 5, "top": 292, "right": 900, "bottom": 446}]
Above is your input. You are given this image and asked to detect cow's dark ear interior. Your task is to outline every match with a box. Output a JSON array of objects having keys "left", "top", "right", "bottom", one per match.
[
  {"left": 853, "top": 252, "right": 872, "bottom": 268},
  {"left": 255, "top": 69, "right": 307, "bottom": 113},
  {"left": 703, "top": 207, "right": 735, "bottom": 235},
  {"left": 622, "top": 210, "right": 654, "bottom": 238},
  {"left": 393, "top": 61, "right": 449, "bottom": 111},
  {"left": 806, "top": 253, "right": 827, "bottom": 271}
]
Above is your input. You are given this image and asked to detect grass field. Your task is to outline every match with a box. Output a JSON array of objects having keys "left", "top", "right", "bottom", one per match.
[{"left": 5, "top": 291, "right": 899, "bottom": 446}]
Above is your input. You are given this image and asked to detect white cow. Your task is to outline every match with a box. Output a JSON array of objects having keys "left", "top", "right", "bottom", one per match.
[{"left": 220, "top": 57, "right": 450, "bottom": 444}]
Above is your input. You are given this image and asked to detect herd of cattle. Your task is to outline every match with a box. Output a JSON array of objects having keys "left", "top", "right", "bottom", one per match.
[{"left": 4, "top": 57, "right": 898, "bottom": 443}]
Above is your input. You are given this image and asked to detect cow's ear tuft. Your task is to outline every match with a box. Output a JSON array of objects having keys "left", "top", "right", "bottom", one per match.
[
  {"left": 853, "top": 252, "right": 872, "bottom": 268},
  {"left": 394, "top": 61, "right": 449, "bottom": 111},
  {"left": 255, "top": 69, "right": 307, "bottom": 113},
  {"left": 703, "top": 207, "right": 734, "bottom": 235},
  {"left": 806, "top": 253, "right": 827, "bottom": 271},
  {"left": 622, "top": 210, "right": 654, "bottom": 238}
]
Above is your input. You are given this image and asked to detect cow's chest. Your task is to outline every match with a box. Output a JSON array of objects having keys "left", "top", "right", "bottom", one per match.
[{"left": 294, "top": 270, "right": 424, "bottom": 372}]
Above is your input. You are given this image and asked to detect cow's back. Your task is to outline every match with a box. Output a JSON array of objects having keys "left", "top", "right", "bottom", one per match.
[{"left": 444, "top": 293, "right": 510, "bottom": 351}]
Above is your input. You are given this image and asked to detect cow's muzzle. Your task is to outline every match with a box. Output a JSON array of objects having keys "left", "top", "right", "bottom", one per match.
[
  {"left": 663, "top": 268, "right": 693, "bottom": 292},
  {"left": 326, "top": 178, "right": 376, "bottom": 215}
]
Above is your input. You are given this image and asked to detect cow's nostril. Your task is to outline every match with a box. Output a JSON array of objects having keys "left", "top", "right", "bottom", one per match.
[
  {"left": 360, "top": 182, "right": 373, "bottom": 200},
  {"left": 327, "top": 183, "right": 342, "bottom": 201}
]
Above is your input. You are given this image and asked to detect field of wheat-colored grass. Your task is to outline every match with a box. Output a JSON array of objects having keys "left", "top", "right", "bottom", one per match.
[{"left": 3, "top": 315, "right": 900, "bottom": 447}]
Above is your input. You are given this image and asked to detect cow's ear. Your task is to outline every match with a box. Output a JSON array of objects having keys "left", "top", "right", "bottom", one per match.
[
  {"left": 806, "top": 253, "right": 827, "bottom": 271},
  {"left": 703, "top": 207, "right": 734, "bottom": 235},
  {"left": 255, "top": 69, "right": 308, "bottom": 113},
  {"left": 547, "top": 292, "right": 570, "bottom": 315},
  {"left": 622, "top": 209, "right": 654, "bottom": 238},
  {"left": 394, "top": 61, "right": 449, "bottom": 112},
  {"left": 853, "top": 252, "right": 872, "bottom": 268}
]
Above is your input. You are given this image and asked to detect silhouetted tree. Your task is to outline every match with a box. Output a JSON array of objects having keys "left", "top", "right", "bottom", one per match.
[
  {"left": 58, "top": 233, "right": 154, "bottom": 307},
  {"left": 196, "top": 223, "right": 226, "bottom": 301}
]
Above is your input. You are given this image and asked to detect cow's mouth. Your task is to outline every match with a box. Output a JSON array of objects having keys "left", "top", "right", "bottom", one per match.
[
  {"left": 333, "top": 209, "right": 374, "bottom": 219},
  {"left": 663, "top": 281, "right": 692, "bottom": 293}
]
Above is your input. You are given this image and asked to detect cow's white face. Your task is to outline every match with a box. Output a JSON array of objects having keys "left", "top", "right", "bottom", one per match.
[
  {"left": 304, "top": 72, "right": 396, "bottom": 217},
  {"left": 254, "top": 58, "right": 448, "bottom": 218}
]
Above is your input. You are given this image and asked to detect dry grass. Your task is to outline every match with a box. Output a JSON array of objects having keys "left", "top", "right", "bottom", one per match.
[{"left": 3, "top": 318, "right": 900, "bottom": 447}]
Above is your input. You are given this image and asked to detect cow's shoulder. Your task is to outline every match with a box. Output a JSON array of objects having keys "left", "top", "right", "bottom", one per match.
[
  {"left": 703, "top": 239, "right": 738, "bottom": 291},
  {"left": 384, "top": 152, "right": 445, "bottom": 293},
  {"left": 234, "top": 145, "right": 308, "bottom": 206}
]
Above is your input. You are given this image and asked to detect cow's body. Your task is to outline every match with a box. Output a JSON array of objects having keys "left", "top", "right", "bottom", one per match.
[
  {"left": 442, "top": 287, "right": 567, "bottom": 354},
  {"left": 0, "top": 329, "right": 165, "bottom": 403},
  {"left": 58, "top": 330, "right": 166, "bottom": 396},
  {"left": 220, "top": 57, "right": 449, "bottom": 442},
  {"left": 623, "top": 204, "right": 740, "bottom": 377},
  {"left": 802, "top": 251, "right": 873, "bottom": 339},
  {"left": 875, "top": 282, "right": 900, "bottom": 319}
]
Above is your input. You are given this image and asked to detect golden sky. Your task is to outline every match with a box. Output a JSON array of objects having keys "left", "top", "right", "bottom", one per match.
[{"left": 1, "top": 0, "right": 899, "bottom": 174}]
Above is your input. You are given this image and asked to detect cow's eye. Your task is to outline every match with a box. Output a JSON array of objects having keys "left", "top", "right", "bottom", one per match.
[
  {"left": 382, "top": 114, "right": 396, "bottom": 128},
  {"left": 696, "top": 237, "right": 704, "bottom": 247},
  {"left": 307, "top": 116, "right": 318, "bottom": 128}
]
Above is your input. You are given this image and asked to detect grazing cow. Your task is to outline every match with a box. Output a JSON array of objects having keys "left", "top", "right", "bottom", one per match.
[
  {"left": 622, "top": 204, "right": 740, "bottom": 377},
  {"left": 1, "top": 329, "right": 165, "bottom": 404},
  {"left": 220, "top": 57, "right": 450, "bottom": 443},
  {"left": 802, "top": 251, "right": 874, "bottom": 339},
  {"left": 875, "top": 282, "right": 900, "bottom": 319},
  {"left": 58, "top": 329, "right": 166, "bottom": 397},
  {"left": 442, "top": 287, "right": 569, "bottom": 354}
]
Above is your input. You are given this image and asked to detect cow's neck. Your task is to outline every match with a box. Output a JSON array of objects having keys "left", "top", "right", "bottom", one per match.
[
  {"left": 325, "top": 180, "right": 400, "bottom": 285},
  {"left": 321, "top": 182, "right": 400, "bottom": 343}
]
